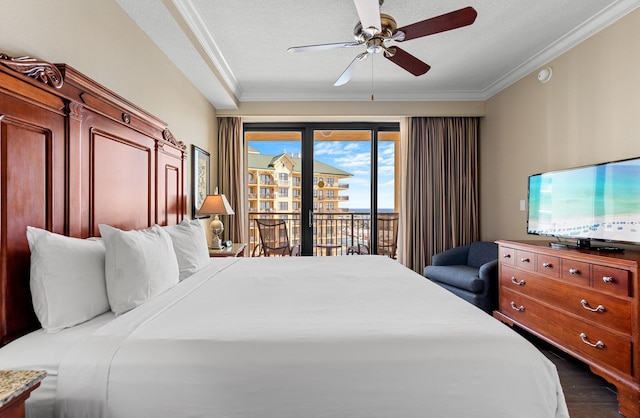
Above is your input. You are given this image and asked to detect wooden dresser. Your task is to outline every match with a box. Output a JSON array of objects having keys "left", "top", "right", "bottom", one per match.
[{"left": 494, "top": 240, "right": 640, "bottom": 417}]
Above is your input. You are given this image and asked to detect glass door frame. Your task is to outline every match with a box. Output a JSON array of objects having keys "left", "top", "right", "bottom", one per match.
[{"left": 244, "top": 121, "right": 400, "bottom": 256}]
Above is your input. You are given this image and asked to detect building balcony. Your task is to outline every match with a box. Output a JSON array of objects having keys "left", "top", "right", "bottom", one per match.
[{"left": 248, "top": 211, "right": 396, "bottom": 257}]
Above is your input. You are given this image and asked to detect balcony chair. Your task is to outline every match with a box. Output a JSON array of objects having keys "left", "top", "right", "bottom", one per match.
[
  {"left": 347, "top": 213, "right": 399, "bottom": 258},
  {"left": 253, "top": 218, "right": 300, "bottom": 257},
  {"left": 423, "top": 241, "right": 498, "bottom": 314}
]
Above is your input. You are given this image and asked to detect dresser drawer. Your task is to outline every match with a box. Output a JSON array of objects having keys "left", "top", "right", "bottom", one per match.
[
  {"left": 500, "top": 289, "right": 632, "bottom": 375},
  {"left": 593, "top": 265, "right": 631, "bottom": 297},
  {"left": 515, "top": 250, "right": 536, "bottom": 271},
  {"left": 535, "top": 254, "right": 560, "bottom": 278},
  {"left": 560, "top": 259, "right": 590, "bottom": 285},
  {"left": 499, "top": 246, "right": 516, "bottom": 266},
  {"left": 500, "top": 266, "right": 631, "bottom": 334}
]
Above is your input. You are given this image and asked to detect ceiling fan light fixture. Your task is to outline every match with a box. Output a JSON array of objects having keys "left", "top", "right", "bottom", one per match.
[{"left": 366, "top": 38, "right": 385, "bottom": 54}]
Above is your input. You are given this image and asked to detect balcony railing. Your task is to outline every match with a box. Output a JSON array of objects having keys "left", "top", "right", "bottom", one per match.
[
  {"left": 248, "top": 211, "right": 375, "bottom": 257},
  {"left": 259, "top": 178, "right": 276, "bottom": 186}
]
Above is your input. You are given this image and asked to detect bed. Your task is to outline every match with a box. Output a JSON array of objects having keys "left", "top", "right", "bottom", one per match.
[
  {"left": 0, "top": 54, "right": 568, "bottom": 417},
  {"left": 1, "top": 255, "right": 568, "bottom": 417}
]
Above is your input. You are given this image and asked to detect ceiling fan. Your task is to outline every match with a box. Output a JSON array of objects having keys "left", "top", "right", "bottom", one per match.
[{"left": 287, "top": 0, "right": 477, "bottom": 86}]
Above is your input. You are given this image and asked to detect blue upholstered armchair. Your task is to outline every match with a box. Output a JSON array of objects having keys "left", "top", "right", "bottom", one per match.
[{"left": 423, "top": 242, "right": 499, "bottom": 313}]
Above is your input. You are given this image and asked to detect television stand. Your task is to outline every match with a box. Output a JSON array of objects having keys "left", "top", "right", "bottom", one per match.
[
  {"left": 548, "top": 240, "right": 624, "bottom": 253},
  {"left": 576, "top": 238, "right": 592, "bottom": 249}
]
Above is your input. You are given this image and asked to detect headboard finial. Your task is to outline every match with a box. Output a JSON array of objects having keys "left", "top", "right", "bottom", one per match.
[{"left": 0, "top": 53, "right": 63, "bottom": 88}]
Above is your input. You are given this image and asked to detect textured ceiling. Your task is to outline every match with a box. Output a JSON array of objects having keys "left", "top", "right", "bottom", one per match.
[{"left": 116, "top": 0, "right": 640, "bottom": 109}]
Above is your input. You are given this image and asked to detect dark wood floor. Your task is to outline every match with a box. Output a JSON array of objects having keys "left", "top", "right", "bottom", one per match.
[{"left": 525, "top": 333, "right": 622, "bottom": 417}]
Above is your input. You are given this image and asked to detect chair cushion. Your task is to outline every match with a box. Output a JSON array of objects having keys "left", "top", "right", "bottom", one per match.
[
  {"left": 467, "top": 242, "right": 498, "bottom": 269},
  {"left": 424, "top": 265, "right": 484, "bottom": 293}
]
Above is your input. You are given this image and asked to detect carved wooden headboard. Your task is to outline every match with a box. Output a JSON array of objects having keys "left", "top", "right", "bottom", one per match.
[{"left": 0, "top": 54, "right": 187, "bottom": 344}]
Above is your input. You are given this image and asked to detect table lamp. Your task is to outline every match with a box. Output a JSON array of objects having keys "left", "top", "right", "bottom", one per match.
[{"left": 197, "top": 190, "right": 235, "bottom": 249}]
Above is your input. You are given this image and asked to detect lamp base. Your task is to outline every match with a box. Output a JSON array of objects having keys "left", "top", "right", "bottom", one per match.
[{"left": 210, "top": 234, "right": 224, "bottom": 250}]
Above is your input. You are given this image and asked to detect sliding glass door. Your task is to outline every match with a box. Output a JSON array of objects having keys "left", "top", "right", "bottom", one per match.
[{"left": 245, "top": 122, "right": 399, "bottom": 257}]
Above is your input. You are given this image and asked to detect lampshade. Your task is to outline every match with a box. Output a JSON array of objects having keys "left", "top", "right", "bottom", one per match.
[{"left": 197, "top": 194, "right": 235, "bottom": 216}]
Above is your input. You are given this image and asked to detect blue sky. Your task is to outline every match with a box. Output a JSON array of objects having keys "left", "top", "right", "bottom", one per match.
[{"left": 249, "top": 140, "right": 395, "bottom": 210}]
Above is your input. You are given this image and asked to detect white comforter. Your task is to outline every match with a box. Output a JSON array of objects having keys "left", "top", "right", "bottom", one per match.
[{"left": 55, "top": 256, "right": 568, "bottom": 418}]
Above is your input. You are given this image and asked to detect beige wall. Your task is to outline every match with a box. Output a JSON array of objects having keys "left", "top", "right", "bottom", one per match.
[
  {"left": 480, "top": 8, "right": 640, "bottom": 243},
  {"left": 0, "top": 0, "right": 217, "bottom": 220}
]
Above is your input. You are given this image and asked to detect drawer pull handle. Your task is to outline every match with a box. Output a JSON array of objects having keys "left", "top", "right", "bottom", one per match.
[
  {"left": 542, "top": 262, "right": 552, "bottom": 268},
  {"left": 509, "top": 302, "right": 525, "bottom": 312},
  {"left": 503, "top": 253, "right": 511, "bottom": 258},
  {"left": 580, "top": 299, "right": 605, "bottom": 313},
  {"left": 602, "top": 276, "right": 614, "bottom": 283},
  {"left": 579, "top": 333, "right": 605, "bottom": 349},
  {"left": 569, "top": 268, "right": 579, "bottom": 275},
  {"left": 520, "top": 258, "right": 530, "bottom": 263},
  {"left": 510, "top": 277, "right": 526, "bottom": 286}
]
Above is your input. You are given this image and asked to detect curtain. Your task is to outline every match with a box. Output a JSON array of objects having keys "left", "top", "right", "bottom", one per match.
[
  {"left": 400, "top": 117, "right": 480, "bottom": 274},
  {"left": 217, "top": 117, "right": 246, "bottom": 243}
]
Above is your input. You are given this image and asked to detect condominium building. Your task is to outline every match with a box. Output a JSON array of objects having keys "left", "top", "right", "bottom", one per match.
[{"left": 247, "top": 146, "right": 352, "bottom": 214}]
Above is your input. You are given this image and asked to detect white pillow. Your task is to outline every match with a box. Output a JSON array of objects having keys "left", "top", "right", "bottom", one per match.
[
  {"left": 26, "top": 227, "right": 109, "bottom": 333},
  {"left": 99, "top": 224, "right": 179, "bottom": 315},
  {"left": 163, "top": 219, "right": 210, "bottom": 280}
]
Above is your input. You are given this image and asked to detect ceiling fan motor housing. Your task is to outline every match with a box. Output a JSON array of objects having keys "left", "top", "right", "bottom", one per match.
[{"left": 354, "top": 13, "right": 397, "bottom": 44}]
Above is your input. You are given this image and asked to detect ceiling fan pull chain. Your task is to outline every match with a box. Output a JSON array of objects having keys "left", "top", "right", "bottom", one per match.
[{"left": 371, "top": 53, "right": 375, "bottom": 101}]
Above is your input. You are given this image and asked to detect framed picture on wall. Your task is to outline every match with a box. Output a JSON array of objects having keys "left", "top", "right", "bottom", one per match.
[{"left": 191, "top": 145, "right": 210, "bottom": 219}]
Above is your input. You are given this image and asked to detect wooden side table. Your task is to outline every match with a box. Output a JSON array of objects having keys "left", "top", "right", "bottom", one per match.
[
  {"left": 0, "top": 370, "right": 46, "bottom": 418},
  {"left": 209, "top": 243, "right": 247, "bottom": 258}
]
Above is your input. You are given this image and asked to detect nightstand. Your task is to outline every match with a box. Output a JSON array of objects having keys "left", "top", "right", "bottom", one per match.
[
  {"left": 209, "top": 243, "right": 247, "bottom": 257},
  {"left": 0, "top": 370, "right": 46, "bottom": 418}
]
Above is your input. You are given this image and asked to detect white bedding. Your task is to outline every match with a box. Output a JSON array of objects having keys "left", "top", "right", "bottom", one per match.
[
  {"left": 7, "top": 256, "right": 568, "bottom": 417},
  {"left": 0, "top": 311, "right": 114, "bottom": 417}
]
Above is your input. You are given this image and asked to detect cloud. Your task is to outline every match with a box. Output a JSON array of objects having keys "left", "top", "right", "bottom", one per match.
[{"left": 334, "top": 152, "right": 370, "bottom": 168}]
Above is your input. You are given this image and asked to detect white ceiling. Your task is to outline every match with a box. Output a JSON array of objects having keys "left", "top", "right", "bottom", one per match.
[{"left": 116, "top": 0, "right": 640, "bottom": 109}]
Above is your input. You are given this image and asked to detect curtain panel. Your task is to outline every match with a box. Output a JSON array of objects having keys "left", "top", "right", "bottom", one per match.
[
  {"left": 400, "top": 117, "right": 480, "bottom": 274},
  {"left": 217, "top": 117, "right": 246, "bottom": 243}
]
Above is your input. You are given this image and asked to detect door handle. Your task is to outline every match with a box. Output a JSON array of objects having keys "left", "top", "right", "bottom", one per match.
[{"left": 309, "top": 210, "right": 313, "bottom": 228}]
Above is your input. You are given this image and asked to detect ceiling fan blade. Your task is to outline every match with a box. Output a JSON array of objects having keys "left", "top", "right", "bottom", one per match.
[
  {"left": 334, "top": 52, "right": 369, "bottom": 86},
  {"left": 395, "top": 6, "right": 477, "bottom": 42},
  {"left": 288, "top": 41, "right": 362, "bottom": 53},
  {"left": 384, "top": 47, "right": 430, "bottom": 76},
  {"left": 353, "top": 0, "right": 381, "bottom": 35}
]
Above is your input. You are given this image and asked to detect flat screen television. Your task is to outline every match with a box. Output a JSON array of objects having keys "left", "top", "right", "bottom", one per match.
[{"left": 527, "top": 156, "right": 640, "bottom": 249}]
